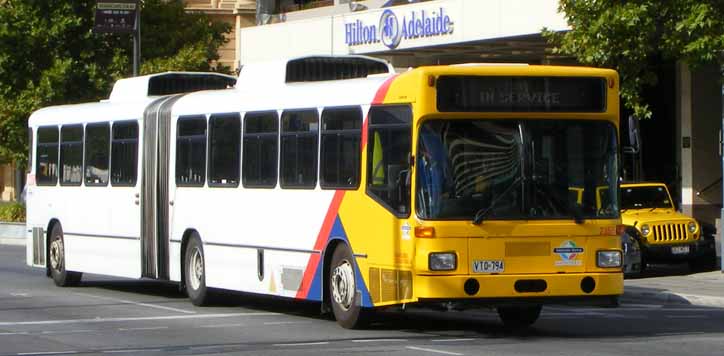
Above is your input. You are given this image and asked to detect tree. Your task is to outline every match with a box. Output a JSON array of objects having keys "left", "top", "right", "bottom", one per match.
[
  {"left": 0, "top": 0, "right": 231, "bottom": 166},
  {"left": 545, "top": 0, "right": 724, "bottom": 120}
]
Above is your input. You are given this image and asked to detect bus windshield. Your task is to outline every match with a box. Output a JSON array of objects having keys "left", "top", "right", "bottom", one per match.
[
  {"left": 416, "top": 119, "right": 619, "bottom": 221},
  {"left": 621, "top": 186, "right": 673, "bottom": 210}
]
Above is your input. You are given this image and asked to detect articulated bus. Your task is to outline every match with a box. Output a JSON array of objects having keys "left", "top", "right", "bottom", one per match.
[{"left": 26, "top": 56, "right": 623, "bottom": 328}]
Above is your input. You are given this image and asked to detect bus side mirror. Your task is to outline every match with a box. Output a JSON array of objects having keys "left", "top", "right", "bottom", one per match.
[{"left": 623, "top": 115, "right": 640, "bottom": 154}]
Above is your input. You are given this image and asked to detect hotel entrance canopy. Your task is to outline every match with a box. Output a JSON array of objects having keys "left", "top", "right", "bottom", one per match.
[{"left": 239, "top": 0, "right": 570, "bottom": 65}]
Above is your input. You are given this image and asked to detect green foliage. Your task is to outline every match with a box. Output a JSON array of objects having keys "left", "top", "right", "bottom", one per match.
[
  {"left": 139, "top": 0, "right": 231, "bottom": 74},
  {"left": 0, "top": 202, "right": 25, "bottom": 222},
  {"left": 0, "top": 0, "right": 231, "bottom": 166},
  {"left": 545, "top": 0, "right": 724, "bottom": 120}
]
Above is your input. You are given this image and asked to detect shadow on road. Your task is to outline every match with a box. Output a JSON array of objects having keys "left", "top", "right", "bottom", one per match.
[{"left": 69, "top": 275, "right": 724, "bottom": 340}]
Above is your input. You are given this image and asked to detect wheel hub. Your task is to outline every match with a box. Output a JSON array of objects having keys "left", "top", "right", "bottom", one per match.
[
  {"left": 189, "top": 248, "right": 203, "bottom": 290},
  {"left": 50, "top": 238, "right": 63, "bottom": 271},
  {"left": 331, "top": 260, "right": 355, "bottom": 310}
]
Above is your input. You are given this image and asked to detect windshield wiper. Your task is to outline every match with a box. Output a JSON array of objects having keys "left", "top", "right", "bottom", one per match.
[{"left": 472, "top": 176, "right": 523, "bottom": 225}]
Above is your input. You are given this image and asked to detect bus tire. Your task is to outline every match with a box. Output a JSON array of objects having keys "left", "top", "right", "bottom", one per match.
[
  {"left": 497, "top": 305, "right": 542, "bottom": 329},
  {"left": 329, "top": 243, "right": 369, "bottom": 329},
  {"left": 48, "top": 224, "right": 82, "bottom": 287},
  {"left": 184, "top": 234, "right": 209, "bottom": 306}
]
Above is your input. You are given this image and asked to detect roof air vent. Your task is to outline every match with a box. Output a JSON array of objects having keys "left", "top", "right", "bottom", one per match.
[
  {"left": 148, "top": 73, "right": 236, "bottom": 96},
  {"left": 285, "top": 56, "right": 392, "bottom": 83}
]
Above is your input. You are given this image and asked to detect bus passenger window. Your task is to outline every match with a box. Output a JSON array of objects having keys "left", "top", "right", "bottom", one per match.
[
  {"left": 176, "top": 116, "right": 207, "bottom": 187},
  {"left": 320, "top": 107, "right": 362, "bottom": 190},
  {"left": 208, "top": 113, "right": 241, "bottom": 187},
  {"left": 60, "top": 125, "right": 83, "bottom": 186},
  {"left": 366, "top": 105, "right": 412, "bottom": 216},
  {"left": 85, "top": 122, "right": 110, "bottom": 186},
  {"left": 242, "top": 112, "right": 278, "bottom": 188},
  {"left": 280, "top": 109, "right": 318, "bottom": 189},
  {"left": 111, "top": 121, "right": 138, "bottom": 186},
  {"left": 36, "top": 126, "right": 59, "bottom": 186}
]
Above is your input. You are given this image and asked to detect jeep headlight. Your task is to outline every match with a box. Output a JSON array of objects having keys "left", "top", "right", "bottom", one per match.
[
  {"left": 641, "top": 224, "right": 650, "bottom": 236},
  {"left": 597, "top": 250, "right": 622, "bottom": 268},
  {"left": 688, "top": 221, "right": 697, "bottom": 233},
  {"left": 429, "top": 253, "right": 457, "bottom": 271}
]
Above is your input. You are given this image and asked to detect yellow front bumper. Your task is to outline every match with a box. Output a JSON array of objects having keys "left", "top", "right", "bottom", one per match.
[{"left": 413, "top": 272, "right": 623, "bottom": 300}]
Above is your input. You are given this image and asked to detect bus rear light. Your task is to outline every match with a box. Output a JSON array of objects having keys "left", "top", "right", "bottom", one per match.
[
  {"left": 415, "top": 226, "right": 435, "bottom": 238},
  {"left": 429, "top": 252, "right": 456, "bottom": 271}
]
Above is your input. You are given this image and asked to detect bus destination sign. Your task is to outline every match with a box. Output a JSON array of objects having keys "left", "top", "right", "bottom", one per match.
[
  {"left": 94, "top": 0, "right": 138, "bottom": 33},
  {"left": 436, "top": 76, "right": 606, "bottom": 113}
]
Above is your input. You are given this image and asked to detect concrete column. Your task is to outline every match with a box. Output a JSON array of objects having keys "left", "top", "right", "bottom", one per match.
[{"left": 677, "top": 62, "right": 694, "bottom": 215}]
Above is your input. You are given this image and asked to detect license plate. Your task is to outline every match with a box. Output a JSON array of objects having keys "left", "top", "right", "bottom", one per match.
[
  {"left": 472, "top": 260, "right": 504, "bottom": 273},
  {"left": 671, "top": 245, "right": 690, "bottom": 255}
]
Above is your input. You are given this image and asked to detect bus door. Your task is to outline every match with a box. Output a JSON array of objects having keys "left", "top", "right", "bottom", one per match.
[{"left": 141, "top": 95, "right": 183, "bottom": 279}]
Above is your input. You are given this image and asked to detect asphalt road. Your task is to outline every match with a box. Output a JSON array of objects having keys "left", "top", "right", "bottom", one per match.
[{"left": 2, "top": 245, "right": 724, "bottom": 356}]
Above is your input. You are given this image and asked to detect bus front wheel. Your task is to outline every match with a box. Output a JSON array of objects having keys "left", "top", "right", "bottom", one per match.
[
  {"left": 497, "top": 305, "right": 542, "bottom": 329},
  {"left": 184, "top": 235, "right": 209, "bottom": 306},
  {"left": 48, "top": 224, "right": 82, "bottom": 287},
  {"left": 328, "top": 244, "right": 369, "bottom": 329}
]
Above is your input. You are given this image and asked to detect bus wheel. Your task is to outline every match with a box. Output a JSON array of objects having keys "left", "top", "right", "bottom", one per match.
[
  {"left": 329, "top": 244, "right": 368, "bottom": 329},
  {"left": 497, "top": 305, "right": 542, "bottom": 329},
  {"left": 48, "top": 224, "right": 82, "bottom": 287},
  {"left": 184, "top": 235, "right": 209, "bottom": 306}
]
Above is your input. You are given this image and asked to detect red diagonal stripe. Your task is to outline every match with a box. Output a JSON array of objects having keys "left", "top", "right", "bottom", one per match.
[{"left": 295, "top": 190, "right": 346, "bottom": 299}]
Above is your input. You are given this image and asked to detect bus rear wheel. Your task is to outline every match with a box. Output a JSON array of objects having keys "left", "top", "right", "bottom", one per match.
[
  {"left": 48, "top": 224, "right": 82, "bottom": 287},
  {"left": 328, "top": 244, "right": 369, "bottom": 329},
  {"left": 184, "top": 235, "right": 209, "bottom": 306},
  {"left": 497, "top": 305, "right": 542, "bottom": 329}
]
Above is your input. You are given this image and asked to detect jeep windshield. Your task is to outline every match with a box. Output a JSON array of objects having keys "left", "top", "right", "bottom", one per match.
[
  {"left": 621, "top": 186, "right": 674, "bottom": 210},
  {"left": 415, "top": 119, "right": 619, "bottom": 221}
]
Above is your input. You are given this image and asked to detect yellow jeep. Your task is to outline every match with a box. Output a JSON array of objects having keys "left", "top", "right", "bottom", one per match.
[{"left": 620, "top": 182, "right": 713, "bottom": 272}]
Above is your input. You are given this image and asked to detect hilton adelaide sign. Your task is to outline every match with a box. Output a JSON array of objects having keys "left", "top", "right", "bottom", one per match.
[{"left": 344, "top": 7, "right": 454, "bottom": 50}]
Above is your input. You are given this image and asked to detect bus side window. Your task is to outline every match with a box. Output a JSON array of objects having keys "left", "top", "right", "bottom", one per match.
[
  {"left": 36, "top": 126, "right": 59, "bottom": 186},
  {"left": 85, "top": 122, "right": 110, "bottom": 186},
  {"left": 366, "top": 105, "right": 412, "bottom": 216},
  {"left": 242, "top": 111, "right": 278, "bottom": 188},
  {"left": 208, "top": 113, "right": 241, "bottom": 187},
  {"left": 60, "top": 124, "right": 83, "bottom": 186},
  {"left": 280, "top": 109, "right": 318, "bottom": 189},
  {"left": 320, "top": 106, "right": 362, "bottom": 190},
  {"left": 111, "top": 121, "right": 139, "bottom": 186},
  {"left": 176, "top": 116, "right": 207, "bottom": 187}
]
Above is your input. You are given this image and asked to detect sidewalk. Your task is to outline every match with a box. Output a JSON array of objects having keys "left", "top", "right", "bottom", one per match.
[
  {"left": 622, "top": 268, "right": 724, "bottom": 308},
  {"left": 0, "top": 236, "right": 24, "bottom": 246},
  {"left": 0, "top": 221, "right": 25, "bottom": 246}
]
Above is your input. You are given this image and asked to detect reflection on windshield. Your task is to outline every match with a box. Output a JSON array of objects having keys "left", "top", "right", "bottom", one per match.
[
  {"left": 621, "top": 186, "right": 673, "bottom": 210},
  {"left": 416, "top": 119, "right": 619, "bottom": 221}
]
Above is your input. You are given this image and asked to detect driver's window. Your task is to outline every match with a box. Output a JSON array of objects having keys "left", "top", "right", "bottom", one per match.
[{"left": 366, "top": 105, "right": 411, "bottom": 217}]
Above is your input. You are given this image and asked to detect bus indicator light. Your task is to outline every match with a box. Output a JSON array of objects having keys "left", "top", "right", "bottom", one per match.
[{"left": 415, "top": 226, "right": 435, "bottom": 238}]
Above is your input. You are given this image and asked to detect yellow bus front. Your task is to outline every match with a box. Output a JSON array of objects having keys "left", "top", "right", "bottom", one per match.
[{"left": 358, "top": 66, "right": 623, "bottom": 308}]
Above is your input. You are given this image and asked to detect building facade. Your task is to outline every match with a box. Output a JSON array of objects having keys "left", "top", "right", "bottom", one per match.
[{"left": 184, "top": 0, "right": 257, "bottom": 71}]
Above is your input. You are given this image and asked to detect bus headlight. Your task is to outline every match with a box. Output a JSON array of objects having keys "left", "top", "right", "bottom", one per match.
[
  {"left": 429, "top": 253, "right": 457, "bottom": 271},
  {"left": 688, "top": 221, "right": 697, "bottom": 233},
  {"left": 641, "top": 224, "right": 650, "bottom": 236},
  {"left": 597, "top": 250, "right": 622, "bottom": 268}
]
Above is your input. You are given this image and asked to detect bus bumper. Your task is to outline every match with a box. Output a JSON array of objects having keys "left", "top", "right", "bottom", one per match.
[{"left": 413, "top": 272, "right": 622, "bottom": 305}]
